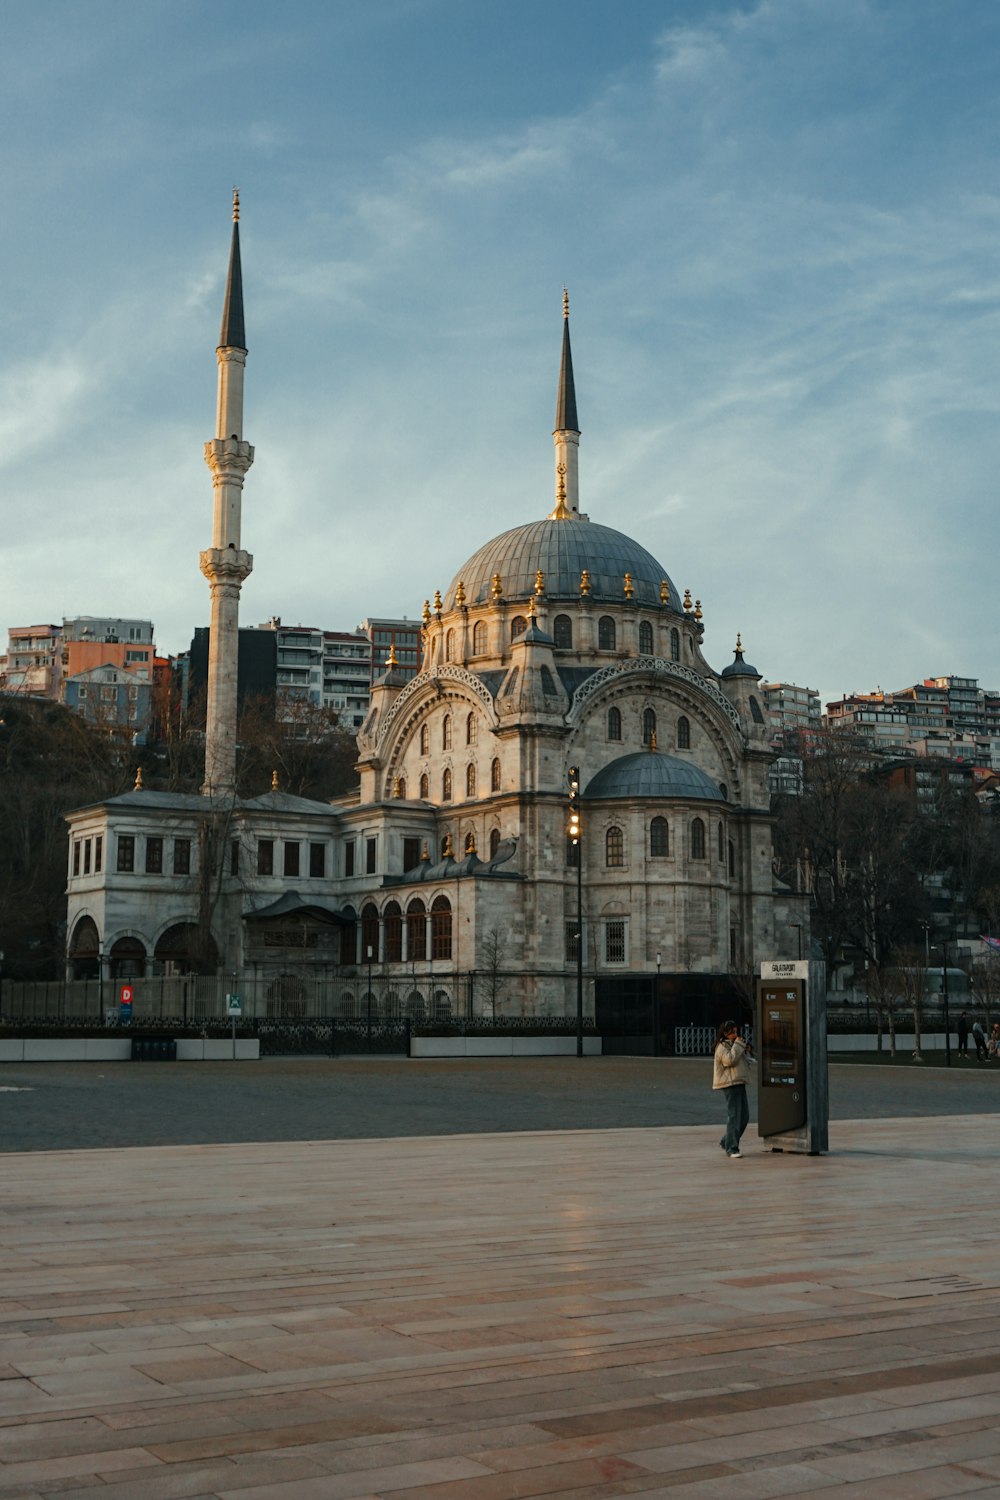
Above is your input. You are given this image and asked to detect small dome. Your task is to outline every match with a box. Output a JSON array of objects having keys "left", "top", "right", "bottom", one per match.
[
  {"left": 585, "top": 751, "right": 724, "bottom": 802},
  {"left": 720, "top": 640, "right": 760, "bottom": 680},
  {"left": 445, "top": 518, "right": 679, "bottom": 610}
]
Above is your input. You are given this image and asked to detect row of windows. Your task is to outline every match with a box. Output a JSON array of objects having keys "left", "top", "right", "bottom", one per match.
[
  {"left": 565, "top": 920, "right": 628, "bottom": 964},
  {"left": 115, "top": 835, "right": 193, "bottom": 876},
  {"left": 71, "top": 836, "right": 104, "bottom": 877},
  {"left": 598, "top": 817, "right": 735, "bottom": 870},
  {"left": 409, "top": 754, "right": 503, "bottom": 802},
  {"left": 608, "top": 707, "right": 691, "bottom": 748},
  {"left": 109, "top": 835, "right": 330, "bottom": 880},
  {"left": 360, "top": 897, "right": 453, "bottom": 962},
  {"left": 418, "top": 713, "right": 482, "bottom": 753},
  {"left": 436, "top": 618, "right": 684, "bottom": 657}
]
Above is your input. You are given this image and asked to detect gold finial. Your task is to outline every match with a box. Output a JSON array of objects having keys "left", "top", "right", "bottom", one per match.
[
  {"left": 735, "top": 632, "right": 743, "bottom": 653},
  {"left": 465, "top": 830, "right": 477, "bottom": 854},
  {"left": 455, "top": 580, "right": 466, "bottom": 606},
  {"left": 563, "top": 287, "right": 569, "bottom": 319},
  {"left": 491, "top": 572, "right": 503, "bottom": 600},
  {"left": 271, "top": 769, "right": 279, "bottom": 791},
  {"left": 624, "top": 571, "right": 634, "bottom": 600},
  {"left": 660, "top": 579, "right": 670, "bottom": 605},
  {"left": 392, "top": 775, "right": 401, "bottom": 798},
  {"left": 433, "top": 589, "right": 442, "bottom": 614},
  {"left": 683, "top": 589, "right": 693, "bottom": 613},
  {"left": 535, "top": 569, "right": 545, "bottom": 597},
  {"left": 650, "top": 731, "right": 657, "bottom": 753},
  {"left": 551, "top": 464, "right": 570, "bottom": 519},
  {"left": 386, "top": 642, "right": 398, "bottom": 668},
  {"left": 134, "top": 766, "right": 143, "bottom": 790},
  {"left": 580, "top": 568, "right": 591, "bottom": 596},
  {"left": 694, "top": 599, "right": 703, "bottom": 622},
  {"left": 422, "top": 598, "right": 431, "bottom": 626},
  {"left": 421, "top": 842, "right": 430, "bottom": 862},
  {"left": 527, "top": 593, "right": 537, "bottom": 622},
  {"left": 233, "top": 187, "right": 240, "bottom": 222},
  {"left": 443, "top": 832, "right": 453, "bottom": 857}
]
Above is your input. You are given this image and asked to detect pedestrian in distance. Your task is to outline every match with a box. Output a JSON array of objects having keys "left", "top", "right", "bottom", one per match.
[
  {"left": 972, "top": 1018, "right": 988, "bottom": 1061},
  {"left": 714, "top": 1020, "right": 753, "bottom": 1158},
  {"left": 957, "top": 1011, "right": 969, "bottom": 1057},
  {"left": 989, "top": 1023, "right": 999, "bottom": 1061}
]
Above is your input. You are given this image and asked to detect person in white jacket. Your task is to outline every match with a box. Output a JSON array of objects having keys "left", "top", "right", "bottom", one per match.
[{"left": 713, "top": 1020, "right": 753, "bottom": 1157}]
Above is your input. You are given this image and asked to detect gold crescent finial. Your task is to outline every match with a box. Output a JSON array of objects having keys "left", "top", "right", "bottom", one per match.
[
  {"left": 387, "top": 642, "right": 398, "bottom": 667},
  {"left": 271, "top": 769, "right": 279, "bottom": 791},
  {"left": 563, "top": 287, "right": 569, "bottom": 319},
  {"left": 233, "top": 187, "right": 240, "bottom": 222},
  {"left": 736, "top": 632, "right": 743, "bottom": 653}
]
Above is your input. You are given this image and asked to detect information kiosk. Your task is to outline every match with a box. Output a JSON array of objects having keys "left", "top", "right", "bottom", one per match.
[{"left": 756, "top": 959, "right": 828, "bottom": 1155}]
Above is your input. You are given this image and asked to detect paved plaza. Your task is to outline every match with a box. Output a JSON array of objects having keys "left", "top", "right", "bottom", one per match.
[{"left": 0, "top": 1063, "right": 998, "bottom": 1497}]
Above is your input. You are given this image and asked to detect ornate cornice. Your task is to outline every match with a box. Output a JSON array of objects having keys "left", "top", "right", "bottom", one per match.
[{"left": 568, "top": 657, "right": 741, "bottom": 731}]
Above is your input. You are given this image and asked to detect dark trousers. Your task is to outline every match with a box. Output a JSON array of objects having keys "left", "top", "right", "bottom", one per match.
[{"left": 723, "top": 1083, "right": 749, "bottom": 1153}]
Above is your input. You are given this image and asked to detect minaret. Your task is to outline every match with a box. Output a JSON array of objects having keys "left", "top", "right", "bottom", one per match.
[
  {"left": 549, "top": 288, "right": 581, "bottom": 519},
  {"left": 200, "top": 191, "right": 254, "bottom": 795}
]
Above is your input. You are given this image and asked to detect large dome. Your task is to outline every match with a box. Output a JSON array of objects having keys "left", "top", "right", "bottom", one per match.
[
  {"left": 585, "top": 752, "right": 724, "bottom": 802},
  {"left": 444, "top": 518, "right": 680, "bottom": 610}
]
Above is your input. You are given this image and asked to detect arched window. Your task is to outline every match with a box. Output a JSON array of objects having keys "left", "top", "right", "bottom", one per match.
[
  {"left": 719, "top": 782, "right": 728, "bottom": 801},
  {"left": 489, "top": 827, "right": 501, "bottom": 859},
  {"left": 606, "top": 826, "right": 624, "bottom": 867},
  {"left": 718, "top": 821, "right": 725, "bottom": 862},
  {"left": 642, "top": 708, "right": 656, "bottom": 746},
  {"left": 396, "top": 776, "right": 406, "bottom": 799},
  {"left": 491, "top": 757, "right": 501, "bottom": 792},
  {"left": 511, "top": 615, "right": 527, "bottom": 640},
  {"left": 472, "top": 620, "right": 487, "bottom": 654},
  {"left": 728, "top": 839, "right": 736, "bottom": 878},
  {"left": 598, "top": 615, "right": 616, "bottom": 651},
  {"left": 691, "top": 817, "right": 706, "bottom": 860},
  {"left": 677, "top": 715, "right": 691, "bottom": 749},
  {"left": 419, "top": 723, "right": 429, "bottom": 755},
  {"left": 553, "top": 614, "right": 573, "bottom": 649},
  {"left": 466, "top": 712, "right": 477, "bottom": 745},
  {"left": 407, "top": 899, "right": 427, "bottom": 961},
  {"left": 750, "top": 695, "right": 765, "bottom": 724},
  {"left": 442, "top": 768, "right": 452, "bottom": 801},
  {"left": 650, "top": 816, "right": 669, "bottom": 857},
  {"left": 607, "top": 705, "right": 622, "bottom": 741},
  {"left": 540, "top": 665, "right": 556, "bottom": 696},
  {"left": 466, "top": 763, "right": 476, "bottom": 798},
  {"left": 445, "top": 629, "right": 455, "bottom": 662},
  {"left": 670, "top": 627, "right": 680, "bottom": 661},
  {"left": 419, "top": 772, "right": 429, "bottom": 799},
  {"left": 361, "top": 903, "right": 379, "bottom": 962},
  {"left": 442, "top": 715, "right": 452, "bottom": 750},
  {"left": 405, "top": 988, "right": 426, "bottom": 1021},
  {"left": 383, "top": 901, "right": 403, "bottom": 962},
  {"left": 639, "top": 620, "right": 653, "bottom": 655},
  {"left": 431, "top": 895, "right": 452, "bottom": 959},
  {"left": 429, "top": 637, "right": 437, "bottom": 663},
  {"left": 383, "top": 989, "right": 400, "bottom": 1018}
]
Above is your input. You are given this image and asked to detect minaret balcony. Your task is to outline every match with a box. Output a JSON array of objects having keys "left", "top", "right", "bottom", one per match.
[{"left": 199, "top": 546, "right": 253, "bottom": 585}]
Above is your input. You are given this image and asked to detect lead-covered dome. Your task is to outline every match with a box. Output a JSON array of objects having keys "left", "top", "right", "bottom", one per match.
[
  {"left": 444, "top": 518, "right": 680, "bottom": 610},
  {"left": 585, "top": 751, "right": 724, "bottom": 802}
]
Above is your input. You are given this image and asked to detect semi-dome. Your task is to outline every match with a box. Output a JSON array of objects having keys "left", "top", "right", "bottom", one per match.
[
  {"left": 585, "top": 751, "right": 724, "bottom": 802},
  {"left": 444, "top": 518, "right": 680, "bottom": 610}
]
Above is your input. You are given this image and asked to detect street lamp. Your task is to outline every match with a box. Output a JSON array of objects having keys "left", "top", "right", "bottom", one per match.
[
  {"left": 653, "top": 950, "right": 661, "bottom": 1057},
  {"left": 567, "top": 766, "right": 583, "bottom": 1057},
  {"left": 931, "top": 940, "right": 952, "bottom": 1068},
  {"left": 366, "top": 944, "right": 373, "bottom": 1050}
]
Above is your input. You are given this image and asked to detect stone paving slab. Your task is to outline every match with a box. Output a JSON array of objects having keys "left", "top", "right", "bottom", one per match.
[{"left": 0, "top": 1117, "right": 999, "bottom": 1498}]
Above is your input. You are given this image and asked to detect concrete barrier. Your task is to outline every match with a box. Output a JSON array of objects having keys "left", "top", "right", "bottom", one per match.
[
  {"left": 0, "top": 1037, "right": 259, "bottom": 1062},
  {"left": 410, "top": 1036, "right": 602, "bottom": 1058}
]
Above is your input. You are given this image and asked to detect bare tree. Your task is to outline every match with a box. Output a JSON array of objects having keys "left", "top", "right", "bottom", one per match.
[{"left": 480, "top": 928, "right": 506, "bottom": 1019}]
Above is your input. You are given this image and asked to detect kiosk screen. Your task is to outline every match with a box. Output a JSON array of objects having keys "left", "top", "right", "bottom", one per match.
[{"left": 760, "top": 986, "right": 803, "bottom": 1088}]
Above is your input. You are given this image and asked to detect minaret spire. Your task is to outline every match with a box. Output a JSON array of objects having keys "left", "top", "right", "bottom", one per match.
[
  {"left": 549, "top": 289, "right": 582, "bottom": 520},
  {"left": 200, "top": 192, "right": 255, "bottom": 795}
]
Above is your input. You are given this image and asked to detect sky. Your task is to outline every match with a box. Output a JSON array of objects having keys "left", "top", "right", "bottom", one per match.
[{"left": 2, "top": 0, "right": 998, "bottom": 708}]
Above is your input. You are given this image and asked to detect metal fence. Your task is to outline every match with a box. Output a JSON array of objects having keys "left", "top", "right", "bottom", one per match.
[
  {"left": 1, "top": 971, "right": 588, "bottom": 1026},
  {"left": 674, "top": 1023, "right": 753, "bottom": 1056}
]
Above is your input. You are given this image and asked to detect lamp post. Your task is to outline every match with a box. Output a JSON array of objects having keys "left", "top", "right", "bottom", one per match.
[
  {"left": 568, "top": 766, "right": 584, "bottom": 1057},
  {"left": 366, "top": 944, "right": 373, "bottom": 1050},
  {"left": 653, "top": 950, "right": 661, "bottom": 1057},
  {"left": 941, "top": 939, "right": 951, "bottom": 1068}
]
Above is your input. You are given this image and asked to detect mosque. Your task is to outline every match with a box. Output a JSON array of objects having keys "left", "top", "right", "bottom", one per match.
[{"left": 64, "top": 201, "right": 804, "bottom": 1025}]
